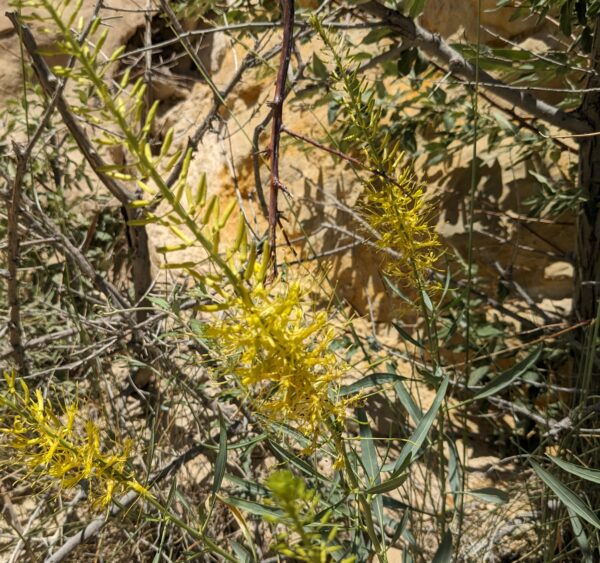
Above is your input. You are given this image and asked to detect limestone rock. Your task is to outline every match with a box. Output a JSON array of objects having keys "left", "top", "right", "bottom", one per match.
[{"left": 421, "top": 0, "right": 542, "bottom": 43}]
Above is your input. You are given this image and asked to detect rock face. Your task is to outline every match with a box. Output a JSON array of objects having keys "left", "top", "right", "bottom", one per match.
[
  {"left": 0, "top": 1, "right": 573, "bottom": 322},
  {"left": 421, "top": 0, "right": 542, "bottom": 42}
]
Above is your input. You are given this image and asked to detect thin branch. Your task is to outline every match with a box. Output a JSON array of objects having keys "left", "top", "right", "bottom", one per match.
[
  {"left": 268, "top": 0, "right": 295, "bottom": 274},
  {"left": 356, "top": 1, "right": 593, "bottom": 135},
  {"left": 8, "top": 12, "right": 154, "bottom": 323},
  {"left": 6, "top": 145, "right": 29, "bottom": 375},
  {"left": 5, "top": 2, "right": 105, "bottom": 373}
]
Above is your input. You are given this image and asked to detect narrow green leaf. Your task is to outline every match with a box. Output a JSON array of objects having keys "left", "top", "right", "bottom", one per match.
[
  {"left": 366, "top": 473, "right": 409, "bottom": 495},
  {"left": 357, "top": 408, "right": 384, "bottom": 528},
  {"left": 268, "top": 440, "right": 330, "bottom": 482},
  {"left": 366, "top": 455, "right": 412, "bottom": 495},
  {"left": 474, "top": 345, "right": 542, "bottom": 400},
  {"left": 421, "top": 289, "right": 434, "bottom": 313},
  {"left": 432, "top": 531, "right": 453, "bottom": 563},
  {"left": 408, "top": 0, "right": 426, "bottom": 17},
  {"left": 468, "top": 487, "right": 509, "bottom": 505},
  {"left": 447, "top": 438, "right": 462, "bottom": 505},
  {"left": 341, "top": 373, "right": 406, "bottom": 396},
  {"left": 230, "top": 541, "right": 253, "bottom": 563},
  {"left": 383, "top": 276, "right": 412, "bottom": 303},
  {"left": 394, "top": 380, "right": 423, "bottom": 424},
  {"left": 531, "top": 461, "right": 600, "bottom": 530},
  {"left": 212, "top": 411, "right": 227, "bottom": 498},
  {"left": 567, "top": 508, "right": 593, "bottom": 563},
  {"left": 223, "top": 497, "right": 283, "bottom": 519},
  {"left": 392, "top": 322, "right": 424, "bottom": 349},
  {"left": 548, "top": 455, "right": 600, "bottom": 485},
  {"left": 395, "top": 376, "right": 449, "bottom": 471}
]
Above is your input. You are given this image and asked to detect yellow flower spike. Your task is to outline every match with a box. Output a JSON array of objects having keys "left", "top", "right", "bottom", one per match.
[
  {"left": 206, "top": 280, "right": 352, "bottom": 443},
  {"left": 4, "top": 371, "right": 16, "bottom": 394},
  {"left": 0, "top": 373, "right": 146, "bottom": 509}
]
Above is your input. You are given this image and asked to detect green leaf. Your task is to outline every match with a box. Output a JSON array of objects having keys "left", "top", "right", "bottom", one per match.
[
  {"left": 531, "top": 461, "right": 600, "bottom": 530},
  {"left": 312, "top": 53, "right": 328, "bottom": 80},
  {"left": 421, "top": 289, "right": 434, "bottom": 313},
  {"left": 212, "top": 411, "right": 227, "bottom": 499},
  {"left": 392, "top": 322, "right": 424, "bottom": 349},
  {"left": 397, "top": 48, "right": 417, "bottom": 76},
  {"left": 432, "top": 531, "right": 453, "bottom": 563},
  {"left": 223, "top": 497, "right": 283, "bottom": 520},
  {"left": 366, "top": 455, "right": 412, "bottom": 495},
  {"left": 268, "top": 440, "right": 330, "bottom": 482},
  {"left": 357, "top": 408, "right": 384, "bottom": 527},
  {"left": 474, "top": 345, "right": 542, "bottom": 400},
  {"left": 230, "top": 541, "right": 253, "bottom": 563},
  {"left": 408, "top": 0, "right": 426, "bottom": 17},
  {"left": 340, "top": 373, "right": 407, "bottom": 396},
  {"left": 147, "top": 296, "right": 171, "bottom": 311},
  {"left": 567, "top": 508, "right": 593, "bottom": 563},
  {"left": 394, "top": 380, "right": 423, "bottom": 424},
  {"left": 467, "top": 365, "right": 489, "bottom": 388},
  {"left": 548, "top": 455, "right": 600, "bottom": 485},
  {"left": 447, "top": 438, "right": 462, "bottom": 505},
  {"left": 365, "top": 472, "right": 409, "bottom": 495},
  {"left": 363, "top": 26, "right": 394, "bottom": 44},
  {"left": 395, "top": 375, "right": 449, "bottom": 471},
  {"left": 468, "top": 487, "right": 509, "bottom": 505},
  {"left": 560, "top": 0, "right": 573, "bottom": 37}
]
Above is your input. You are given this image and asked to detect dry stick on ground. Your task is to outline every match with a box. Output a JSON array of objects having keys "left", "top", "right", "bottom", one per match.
[
  {"left": 7, "top": 12, "right": 153, "bottom": 324},
  {"left": 267, "top": 0, "right": 295, "bottom": 275}
]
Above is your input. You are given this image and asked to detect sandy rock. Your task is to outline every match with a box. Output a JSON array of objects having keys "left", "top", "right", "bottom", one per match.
[{"left": 421, "top": 0, "right": 542, "bottom": 42}]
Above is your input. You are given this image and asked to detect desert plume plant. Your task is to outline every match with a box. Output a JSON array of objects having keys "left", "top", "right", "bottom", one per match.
[
  {"left": 0, "top": 371, "right": 149, "bottom": 508},
  {"left": 312, "top": 17, "right": 441, "bottom": 287}
]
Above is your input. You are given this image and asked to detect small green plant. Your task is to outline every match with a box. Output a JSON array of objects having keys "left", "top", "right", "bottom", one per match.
[{"left": 265, "top": 470, "right": 355, "bottom": 563}]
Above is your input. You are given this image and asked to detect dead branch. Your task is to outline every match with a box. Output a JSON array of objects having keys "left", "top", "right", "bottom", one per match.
[{"left": 6, "top": 145, "right": 29, "bottom": 375}]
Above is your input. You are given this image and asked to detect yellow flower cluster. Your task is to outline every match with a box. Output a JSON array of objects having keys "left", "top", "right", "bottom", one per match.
[
  {"left": 0, "top": 372, "right": 149, "bottom": 507},
  {"left": 313, "top": 17, "right": 441, "bottom": 286},
  {"left": 205, "top": 280, "right": 349, "bottom": 439},
  {"left": 361, "top": 167, "right": 440, "bottom": 281}
]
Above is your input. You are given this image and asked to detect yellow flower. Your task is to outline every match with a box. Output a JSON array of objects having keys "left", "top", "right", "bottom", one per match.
[
  {"left": 313, "top": 18, "right": 441, "bottom": 287},
  {"left": 205, "top": 279, "right": 350, "bottom": 441},
  {"left": 0, "top": 371, "right": 150, "bottom": 508},
  {"left": 360, "top": 166, "right": 440, "bottom": 282}
]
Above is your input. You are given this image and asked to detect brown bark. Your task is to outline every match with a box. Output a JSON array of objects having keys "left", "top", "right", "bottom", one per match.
[
  {"left": 574, "top": 19, "right": 600, "bottom": 329},
  {"left": 268, "top": 0, "right": 295, "bottom": 275}
]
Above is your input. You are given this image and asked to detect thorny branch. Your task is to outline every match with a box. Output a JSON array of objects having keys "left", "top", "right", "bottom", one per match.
[{"left": 268, "top": 0, "right": 295, "bottom": 275}]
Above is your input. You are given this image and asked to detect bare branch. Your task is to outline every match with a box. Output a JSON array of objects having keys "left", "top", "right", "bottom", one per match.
[
  {"left": 8, "top": 12, "right": 154, "bottom": 323},
  {"left": 6, "top": 145, "right": 29, "bottom": 375},
  {"left": 267, "top": 0, "right": 295, "bottom": 274}
]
